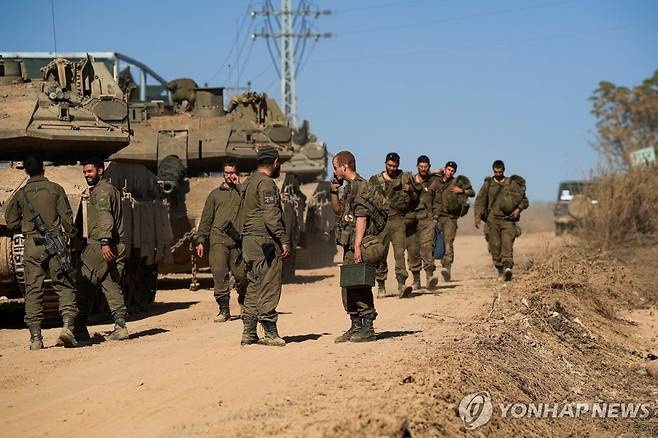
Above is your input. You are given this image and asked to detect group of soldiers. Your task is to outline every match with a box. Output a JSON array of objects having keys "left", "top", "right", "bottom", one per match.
[
  {"left": 330, "top": 151, "right": 528, "bottom": 343},
  {"left": 8, "top": 145, "right": 528, "bottom": 350},
  {"left": 5, "top": 155, "right": 129, "bottom": 351}
]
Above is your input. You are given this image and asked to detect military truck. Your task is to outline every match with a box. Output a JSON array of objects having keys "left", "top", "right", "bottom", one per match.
[
  {"left": 553, "top": 180, "right": 596, "bottom": 235},
  {"left": 0, "top": 56, "right": 172, "bottom": 317},
  {"left": 110, "top": 79, "right": 335, "bottom": 285}
]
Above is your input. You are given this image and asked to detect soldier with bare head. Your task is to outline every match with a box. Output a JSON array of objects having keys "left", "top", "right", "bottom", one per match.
[
  {"left": 474, "top": 160, "right": 529, "bottom": 281},
  {"left": 406, "top": 155, "right": 441, "bottom": 290},
  {"left": 331, "top": 150, "right": 378, "bottom": 343},
  {"left": 368, "top": 152, "right": 416, "bottom": 298},
  {"left": 76, "top": 157, "right": 129, "bottom": 344},
  {"left": 196, "top": 158, "right": 247, "bottom": 323}
]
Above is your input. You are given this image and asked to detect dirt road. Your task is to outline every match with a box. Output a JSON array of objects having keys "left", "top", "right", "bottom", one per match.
[{"left": 0, "top": 232, "right": 553, "bottom": 437}]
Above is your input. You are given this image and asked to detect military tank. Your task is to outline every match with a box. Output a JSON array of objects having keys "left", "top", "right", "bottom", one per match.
[
  {"left": 110, "top": 79, "right": 335, "bottom": 284},
  {"left": 0, "top": 56, "right": 172, "bottom": 318}
]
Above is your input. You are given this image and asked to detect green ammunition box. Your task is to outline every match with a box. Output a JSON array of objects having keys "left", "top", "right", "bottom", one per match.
[{"left": 339, "top": 263, "right": 376, "bottom": 288}]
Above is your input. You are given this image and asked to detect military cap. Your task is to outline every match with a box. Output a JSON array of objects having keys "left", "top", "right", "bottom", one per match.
[
  {"left": 256, "top": 144, "right": 279, "bottom": 161},
  {"left": 445, "top": 161, "right": 457, "bottom": 170}
]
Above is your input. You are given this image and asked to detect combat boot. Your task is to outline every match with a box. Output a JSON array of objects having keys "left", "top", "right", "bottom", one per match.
[
  {"left": 376, "top": 280, "right": 387, "bottom": 298},
  {"left": 106, "top": 318, "right": 129, "bottom": 341},
  {"left": 426, "top": 271, "right": 439, "bottom": 290},
  {"left": 334, "top": 315, "right": 362, "bottom": 343},
  {"left": 58, "top": 316, "right": 78, "bottom": 348},
  {"left": 258, "top": 321, "right": 286, "bottom": 347},
  {"left": 28, "top": 325, "right": 43, "bottom": 351},
  {"left": 503, "top": 268, "right": 513, "bottom": 282},
  {"left": 214, "top": 296, "right": 231, "bottom": 323},
  {"left": 495, "top": 266, "right": 504, "bottom": 280},
  {"left": 350, "top": 315, "right": 376, "bottom": 342},
  {"left": 240, "top": 315, "right": 259, "bottom": 346},
  {"left": 441, "top": 264, "right": 452, "bottom": 282},
  {"left": 74, "top": 317, "right": 93, "bottom": 347},
  {"left": 397, "top": 279, "right": 412, "bottom": 298},
  {"left": 411, "top": 271, "right": 421, "bottom": 290}
]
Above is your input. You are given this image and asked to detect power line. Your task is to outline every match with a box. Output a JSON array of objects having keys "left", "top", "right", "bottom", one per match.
[
  {"left": 316, "top": 22, "right": 645, "bottom": 64},
  {"left": 252, "top": 0, "right": 332, "bottom": 124},
  {"left": 335, "top": 0, "right": 432, "bottom": 14},
  {"left": 206, "top": 1, "right": 253, "bottom": 84},
  {"left": 339, "top": 0, "right": 588, "bottom": 36}
]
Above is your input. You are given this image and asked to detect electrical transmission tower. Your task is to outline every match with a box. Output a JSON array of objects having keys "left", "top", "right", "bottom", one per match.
[{"left": 251, "top": 0, "right": 331, "bottom": 125}]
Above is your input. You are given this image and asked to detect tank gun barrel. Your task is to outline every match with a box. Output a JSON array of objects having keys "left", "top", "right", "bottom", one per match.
[{"left": 157, "top": 155, "right": 186, "bottom": 196}]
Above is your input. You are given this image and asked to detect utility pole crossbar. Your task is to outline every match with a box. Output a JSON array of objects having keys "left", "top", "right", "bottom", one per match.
[{"left": 251, "top": 0, "right": 331, "bottom": 125}]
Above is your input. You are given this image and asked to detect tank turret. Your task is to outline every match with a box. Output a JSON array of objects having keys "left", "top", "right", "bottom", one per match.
[{"left": 0, "top": 56, "right": 130, "bottom": 161}]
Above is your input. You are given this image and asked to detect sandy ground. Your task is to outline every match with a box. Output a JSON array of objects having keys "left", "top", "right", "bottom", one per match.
[{"left": 0, "top": 231, "right": 554, "bottom": 437}]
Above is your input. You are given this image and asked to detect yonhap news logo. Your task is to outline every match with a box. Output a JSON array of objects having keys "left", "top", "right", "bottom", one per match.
[
  {"left": 458, "top": 391, "right": 657, "bottom": 430},
  {"left": 459, "top": 391, "right": 493, "bottom": 430}
]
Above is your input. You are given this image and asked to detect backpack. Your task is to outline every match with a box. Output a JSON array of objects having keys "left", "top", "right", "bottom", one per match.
[
  {"left": 356, "top": 180, "right": 389, "bottom": 264},
  {"left": 440, "top": 175, "right": 472, "bottom": 217},
  {"left": 375, "top": 172, "right": 413, "bottom": 215},
  {"left": 497, "top": 175, "right": 526, "bottom": 216}
]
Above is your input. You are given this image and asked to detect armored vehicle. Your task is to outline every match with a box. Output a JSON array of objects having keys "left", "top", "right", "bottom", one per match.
[
  {"left": 553, "top": 180, "right": 596, "bottom": 235},
  {"left": 111, "top": 79, "right": 335, "bottom": 284},
  {"left": 0, "top": 56, "right": 171, "bottom": 317}
]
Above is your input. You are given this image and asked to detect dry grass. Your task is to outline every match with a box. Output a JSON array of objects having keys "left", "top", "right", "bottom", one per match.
[{"left": 581, "top": 166, "right": 658, "bottom": 248}]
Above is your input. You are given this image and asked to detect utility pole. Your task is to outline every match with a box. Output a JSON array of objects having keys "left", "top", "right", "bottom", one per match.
[{"left": 251, "top": 0, "right": 331, "bottom": 125}]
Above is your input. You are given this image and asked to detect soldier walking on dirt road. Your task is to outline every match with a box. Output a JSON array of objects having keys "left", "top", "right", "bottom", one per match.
[
  {"left": 474, "top": 160, "right": 529, "bottom": 281},
  {"left": 369, "top": 152, "right": 416, "bottom": 298},
  {"left": 4, "top": 155, "right": 79, "bottom": 350},
  {"left": 432, "top": 161, "right": 475, "bottom": 282},
  {"left": 239, "top": 145, "right": 290, "bottom": 347},
  {"left": 195, "top": 158, "right": 247, "bottom": 323},
  {"left": 406, "top": 155, "right": 441, "bottom": 291},
  {"left": 331, "top": 151, "right": 378, "bottom": 343},
  {"left": 76, "top": 157, "right": 129, "bottom": 344}
]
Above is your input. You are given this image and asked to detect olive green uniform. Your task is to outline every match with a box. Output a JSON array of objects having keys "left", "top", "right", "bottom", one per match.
[
  {"left": 196, "top": 183, "right": 246, "bottom": 304},
  {"left": 406, "top": 174, "right": 440, "bottom": 277},
  {"left": 368, "top": 171, "right": 415, "bottom": 283},
  {"left": 335, "top": 175, "right": 376, "bottom": 318},
  {"left": 240, "top": 171, "right": 289, "bottom": 323},
  {"left": 433, "top": 176, "right": 475, "bottom": 267},
  {"left": 474, "top": 176, "right": 529, "bottom": 269},
  {"left": 4, "top": 176, "right": 78, "bottom": 326},
  {"left": 77, "top": 178, "right": 127, "bottom": 321}
]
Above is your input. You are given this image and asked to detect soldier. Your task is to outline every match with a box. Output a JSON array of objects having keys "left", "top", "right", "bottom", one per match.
[
  {"left": 331, "top": 150, "right": 377, "bottom": 343},
  {"left": 76, "top": 157, "right": 129, "bottom": 343},
  {"left": 474, "top": 160, "right": 529, "bottom": 281},
  {"left": 406, "top": 155, "right": 441, "bottom": 290},
  {"left": 369, "top": 152, "right": 415, "bottom": 298},
  {"left": 4, "top": 155, "right": 79, "bottom": 350},
  {"left": 239, "top": 145, "right": 290, "bottom": 347},
  {"left": 433, "top": 161, "right": 475, "bottom": 281},
  {"left": 195, "top": 158, "right": 246, "bottom": 323}
]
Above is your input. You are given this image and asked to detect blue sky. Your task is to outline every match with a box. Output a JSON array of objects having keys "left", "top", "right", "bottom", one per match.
[{"left": 2, "top": 0, "right": 656, "bottom": 200}]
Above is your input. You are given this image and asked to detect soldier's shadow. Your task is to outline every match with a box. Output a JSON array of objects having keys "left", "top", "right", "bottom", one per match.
[
  {"left": 376, "top": 330, "right": 421, "bottom": 340},
  {"left": 283, "top": 333, "right": 329, "bottom": 343},
  {"left": 89, "top": 327, "right": 170, "bottom": 345},
  {"left": 408, "top": 284, "right": 459, "bottom": 297}
]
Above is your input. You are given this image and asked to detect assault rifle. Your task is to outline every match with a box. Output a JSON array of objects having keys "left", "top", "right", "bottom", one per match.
[
  {"left": 22, "top": 191, "right": 79, "bottom": 284},
  {"left": 220, "top": 220, "right": 243, "bottom": 265}
]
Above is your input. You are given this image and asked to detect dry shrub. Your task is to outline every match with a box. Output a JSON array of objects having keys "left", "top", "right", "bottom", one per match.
[{"left": 581, "top": 166, "right": 658, "bottom": 248}]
